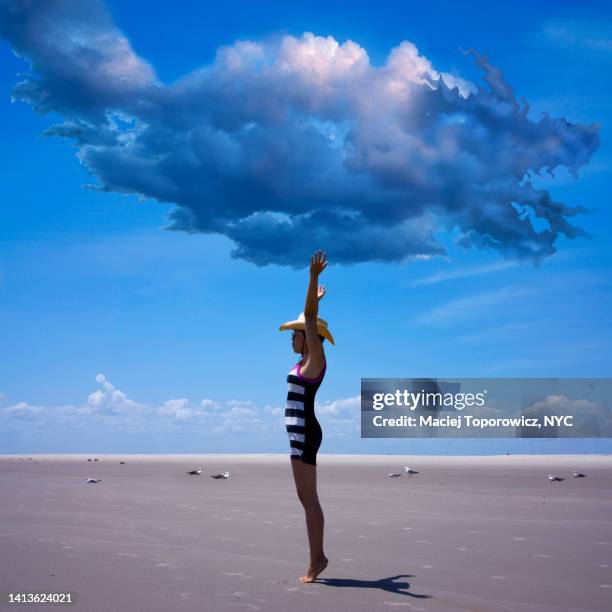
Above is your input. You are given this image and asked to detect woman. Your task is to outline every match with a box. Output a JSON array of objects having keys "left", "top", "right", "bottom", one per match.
[{"left": 279, "top": 249, "right": 334, "bottom": 583}]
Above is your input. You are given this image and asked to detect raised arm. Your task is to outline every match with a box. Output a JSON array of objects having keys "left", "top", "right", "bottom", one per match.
[{"left": 301, "top": 250, "right": 327, "bottom": 378}]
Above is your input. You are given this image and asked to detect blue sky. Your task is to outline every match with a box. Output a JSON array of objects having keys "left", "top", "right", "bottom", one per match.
[{"left": 0, "top": 0, "right": 611, "bottom": 454}]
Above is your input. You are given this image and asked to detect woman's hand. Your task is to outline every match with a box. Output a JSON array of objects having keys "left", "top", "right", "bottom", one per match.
[
  {"left": 304, "top": 250, "right": 328, "bottom": 320},
  {"left": 310, "top": 250, "right": 328, "bottom": 278}
]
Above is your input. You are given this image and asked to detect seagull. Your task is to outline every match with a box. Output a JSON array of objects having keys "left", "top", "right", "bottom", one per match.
[
  {"left": 186, "top": 468, "right": 203, "bottom": 475},
  {"left": 548, "top": 474, "right": 564, "bottom": 482},
  {"left": 85, "top": 478, "right": 102, "bottom": 483},
  {"left": 573, "top": 471, "right": 587, "bottom": 478},
  {"left": 388, "top": 472, "right": 402, "bottom": 478},
  {"left": 119, "top": 461, "right": 125, "bottom": 465},
  {"left": 404, "top": 467, "right": 419, "bottom": 476},
  {"left": 94, "top": 458, "right": 99, "bottom": 462},
  {"left": 87, "top": 458, "right": 92, "bottom": 462},
  {"left": 210, "top": 471, "right": 230, "bottom": 479}
]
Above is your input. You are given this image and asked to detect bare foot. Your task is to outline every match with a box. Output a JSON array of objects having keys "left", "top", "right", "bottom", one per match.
[{"left": 299, "top": 556, "right": 328, "bottom": 583}]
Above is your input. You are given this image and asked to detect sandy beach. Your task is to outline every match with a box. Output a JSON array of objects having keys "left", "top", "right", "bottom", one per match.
[{"left": 1, "top": 453, "right": 611, "bottom": 611}]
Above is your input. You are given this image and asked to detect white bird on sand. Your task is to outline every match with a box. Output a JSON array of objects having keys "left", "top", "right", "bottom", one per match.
[
  {"left": 210, "top": 471, "right": 230, "bottom": 479},
  {"left": 388, "top": 472, "right": 402, "bottom": 478},
  {"left": 573, "top": 471, "right": 587, "bottom": 478},
  {"left": 85, "top": 478, "right": 101, "bottom": 483},
  {"left": 404, "top": 467, "right": 419, "bottom": 476},
  {"left": 186, "top": 468, "right": 203, "bottom": 475},
  {"left": 548, "top": 474, "right": 564, "bottom": 482}
]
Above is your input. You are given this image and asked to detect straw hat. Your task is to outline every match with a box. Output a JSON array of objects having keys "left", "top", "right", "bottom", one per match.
[{"left": 279, "top": 312, "right": 335, "bottom": 345}]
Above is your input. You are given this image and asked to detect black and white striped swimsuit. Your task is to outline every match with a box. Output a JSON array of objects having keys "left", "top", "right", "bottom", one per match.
[{"left": 285, "top": 358, "right": 326, "bottom": 465}]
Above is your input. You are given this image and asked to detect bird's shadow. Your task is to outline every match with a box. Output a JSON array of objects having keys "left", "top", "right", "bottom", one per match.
[{"left": 317, "top": 573, "right": 431, "bottom": 599}]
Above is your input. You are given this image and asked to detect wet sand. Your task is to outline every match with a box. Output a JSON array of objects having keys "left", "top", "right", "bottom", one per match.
[{"left": 1, "top": 453, "right": 611, "bottom": 611}]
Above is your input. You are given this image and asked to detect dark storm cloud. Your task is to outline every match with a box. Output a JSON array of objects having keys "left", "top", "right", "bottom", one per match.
[{"left": 0, "top": 0, "right": 600, "bottom": 267}]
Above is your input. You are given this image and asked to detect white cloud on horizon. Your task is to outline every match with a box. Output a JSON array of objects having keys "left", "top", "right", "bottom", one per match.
[
  {"left": 0, "top": 374, "right": 360, "bottom": 437},
  {"left": 4, "top": 401, "right": 45, "bottom": 416},
  {"left": 87, "top": 373, "right": 144, "bottom": 415}
]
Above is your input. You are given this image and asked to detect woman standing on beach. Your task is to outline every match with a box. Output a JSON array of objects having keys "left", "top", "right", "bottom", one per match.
[{"left": 279, "top": 250, "right": 334, "bottom": 583}]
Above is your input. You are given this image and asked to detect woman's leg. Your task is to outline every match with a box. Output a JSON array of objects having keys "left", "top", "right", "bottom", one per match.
[{"left": 290, "top": 458, "right": 328, "bottom": 582}]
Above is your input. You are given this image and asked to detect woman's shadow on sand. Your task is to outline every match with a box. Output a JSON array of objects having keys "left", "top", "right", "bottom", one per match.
[{"left": 317, "top": 574, "right": 431, "bottom": 599}]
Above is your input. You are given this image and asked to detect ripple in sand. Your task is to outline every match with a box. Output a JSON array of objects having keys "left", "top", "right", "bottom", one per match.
[
  {"left": 222, "top": 572, "right": 252, "bottom": 580},
  {"left": 228, "top": 604, "right": 261, "bottom": 610},
  {"left": 491, "top": 575, "right": 507, "bottom": 579},
  {"left": 155, "top": 562, "right": 182, "bottom": 569},
  {"left": 512, "top": 537, "right": 526, "bottom": 541},
  {"left": 340, "top": 558, "right": 354, "bottom": 562},
  {"left": 117, "top": 552, "right": 141, "bottom": 558},
  {"left": 179, "top": 592, "right": 198, "bottom": 600},
  {"left": 415, "top": 540, "right": 432, "bottom": 544},
  {"left": 600, "top": 584, "right": 611, "bottom": 588},
  {"left": 422, "top": 564, "right": 434, "bottom": 569},
  {"left": 532, "top": 553, "right": 555, "bottom": 559}
]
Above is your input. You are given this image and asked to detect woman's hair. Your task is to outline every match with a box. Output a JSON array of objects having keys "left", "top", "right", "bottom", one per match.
[{"left": 297, "top": 329, "right": 325, "bottom": 343}]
